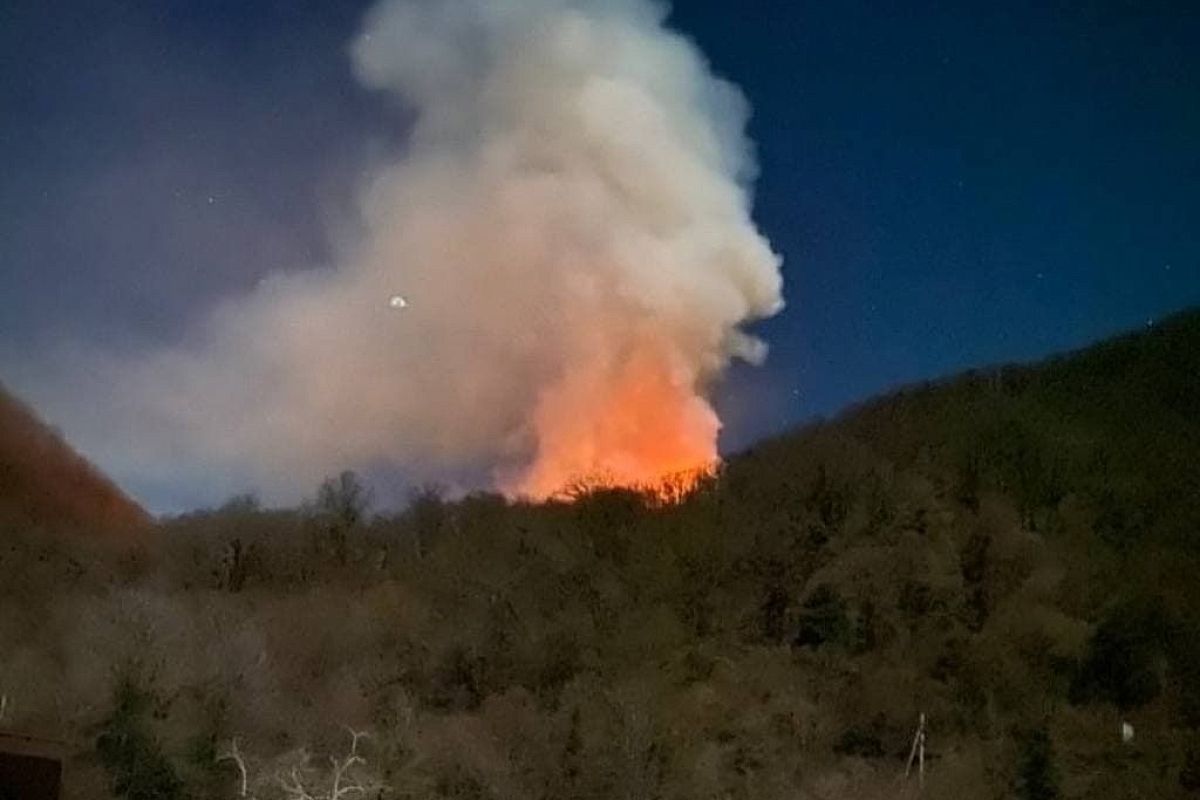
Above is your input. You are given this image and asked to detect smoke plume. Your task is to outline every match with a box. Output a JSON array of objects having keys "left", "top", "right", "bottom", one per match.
[{"left": 26, "top": 0, "right": 784, "bottom": 506}]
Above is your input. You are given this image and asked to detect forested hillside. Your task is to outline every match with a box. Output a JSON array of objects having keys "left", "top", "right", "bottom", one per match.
[{"left": 2, "top": 309, "right": 1198, "bottom": 799}]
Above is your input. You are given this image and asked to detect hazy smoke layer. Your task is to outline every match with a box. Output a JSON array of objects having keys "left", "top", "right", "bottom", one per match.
[{"left": 31, "top": 0, "right": 784, "bottom": 507}]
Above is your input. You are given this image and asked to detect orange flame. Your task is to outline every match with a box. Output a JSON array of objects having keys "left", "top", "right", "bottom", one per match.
[{"left": 510, "top": 343, "right": 720, "bottom": 502}]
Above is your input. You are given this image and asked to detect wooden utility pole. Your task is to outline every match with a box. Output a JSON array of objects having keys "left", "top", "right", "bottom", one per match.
[{"left": 905, "top": 712, "right": 927, "bottom": 791}]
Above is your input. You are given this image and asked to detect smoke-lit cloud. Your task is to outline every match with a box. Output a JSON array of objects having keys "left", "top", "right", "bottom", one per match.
[{"left": 12, "top": 0, "right": 783, "bottom": 509}]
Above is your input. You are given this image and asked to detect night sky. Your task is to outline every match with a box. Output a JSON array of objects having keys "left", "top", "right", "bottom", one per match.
[{"left": 2, "top": 1, "right": 1198, "bottom": 509}]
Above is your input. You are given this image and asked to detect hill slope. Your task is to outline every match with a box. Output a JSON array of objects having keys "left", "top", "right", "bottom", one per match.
[
  {"left": 1, "top": 309, "right": 1198, "bottom": 800},
  {"left": 0, "top": 383, "right": 148, "bottom": 531}
]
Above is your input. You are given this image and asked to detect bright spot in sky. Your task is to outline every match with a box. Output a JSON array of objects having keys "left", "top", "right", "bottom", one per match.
[{"left": 388, "top": 295, "right": 408, "bottom": 309}]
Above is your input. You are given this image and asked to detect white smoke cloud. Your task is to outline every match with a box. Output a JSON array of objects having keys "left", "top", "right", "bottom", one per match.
[{"left": 16, "top": 0, "right": 783, "bottom": 508}]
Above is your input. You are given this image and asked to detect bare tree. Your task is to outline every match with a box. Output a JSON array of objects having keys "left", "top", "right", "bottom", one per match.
[
  {"left": 220, "top": 727, "right": 387, "bottom": 800},
  {"left": 313, "top": 471, "right": 373, "bottom": 564}
]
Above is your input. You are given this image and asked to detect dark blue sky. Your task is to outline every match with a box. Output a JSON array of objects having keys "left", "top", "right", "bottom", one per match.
[
  {"left": 2, "top": 1, "right": 1198, "bottom": 479},
  {"left": 671, "top": 0, "right": 1200, "bottom": 445}
]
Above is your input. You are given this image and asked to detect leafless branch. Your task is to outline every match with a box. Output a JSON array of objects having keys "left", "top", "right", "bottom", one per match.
[
  {"left": 225, "top": 726, "right": 386, "bottom": 800},
  {"left": 330, "top": 727, "right": 371, "bottom": 799},
  {"left": 218, "top": 737, "right": 250, "bottom": 798},
  {"left": 278, "top": 764, "right": 317, "bottom": 800}
]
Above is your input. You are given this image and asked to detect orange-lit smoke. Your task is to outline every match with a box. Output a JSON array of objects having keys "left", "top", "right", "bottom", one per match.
[
  {"left": 510, "top": 342, "right": 719, "bottom": 499},
  {"left": 17, "top": 0, "right": 785, "bottom": 509}
]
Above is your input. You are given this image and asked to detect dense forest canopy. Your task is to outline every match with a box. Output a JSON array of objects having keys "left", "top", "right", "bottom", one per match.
[{"left": 1, "top": 309, "right": 1198, "bottom": 799}]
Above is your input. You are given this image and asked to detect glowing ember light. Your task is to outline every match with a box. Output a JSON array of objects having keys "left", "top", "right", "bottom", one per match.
[
  {"left": 555, "top": 463, "right": 719, "bottom": 506},
  {"left": 507, "top": 343, "right": 721, "bottom": 503}
]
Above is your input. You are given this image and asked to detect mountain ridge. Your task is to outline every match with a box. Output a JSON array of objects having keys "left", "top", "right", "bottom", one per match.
[
  {"left": 0, "top": 382, "right": 149, "bottom": 532},
  {"left": 1, "top": 307, "right": 1197, "bottom": 799}
]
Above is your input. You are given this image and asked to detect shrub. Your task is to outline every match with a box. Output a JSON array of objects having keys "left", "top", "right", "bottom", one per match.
[
  {"left": 96, "top": 675, "right": 184, "bottom": 800},
  {"left": 807, "top": 464, "right": 849, "bottom": 529},
  {"left": 1014, "top": 727, "right": 1059, "bottom": 800},
  {"left": 1070, "top": 598, "right": 1175, "bottom": 710},
  {"left": 427, "top": 645, "right": 486, "bottom": 711},
  {"left": 758, "top": 585, "right": 789, "bottom": 644},
  {"left": 535, "top": 631, "right": 582, "bottom": 702},
  {"left": 312, "top": 471, "right": 372, "bottom": 564},
  {"left": 1181, "top": 744, "right": 1200, "bottom": 793},
  {"left": 833, "top": 726, "right": 885, "bottom": 758},
  {"left": 406, "top": 484, "right": 448, "bottom": 559},
  {"left": 793, "top": 585, "right": 849, "bottom": 649}
]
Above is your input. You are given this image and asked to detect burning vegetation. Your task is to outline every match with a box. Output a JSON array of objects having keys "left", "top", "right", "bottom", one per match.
[{"left": 511, "top": 343, "right": 723, "bottom": 500}]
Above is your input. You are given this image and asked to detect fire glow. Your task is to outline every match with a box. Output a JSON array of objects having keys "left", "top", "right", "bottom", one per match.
[{"left": 509, "top": 342, "right": 722, "bottom": 501}]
